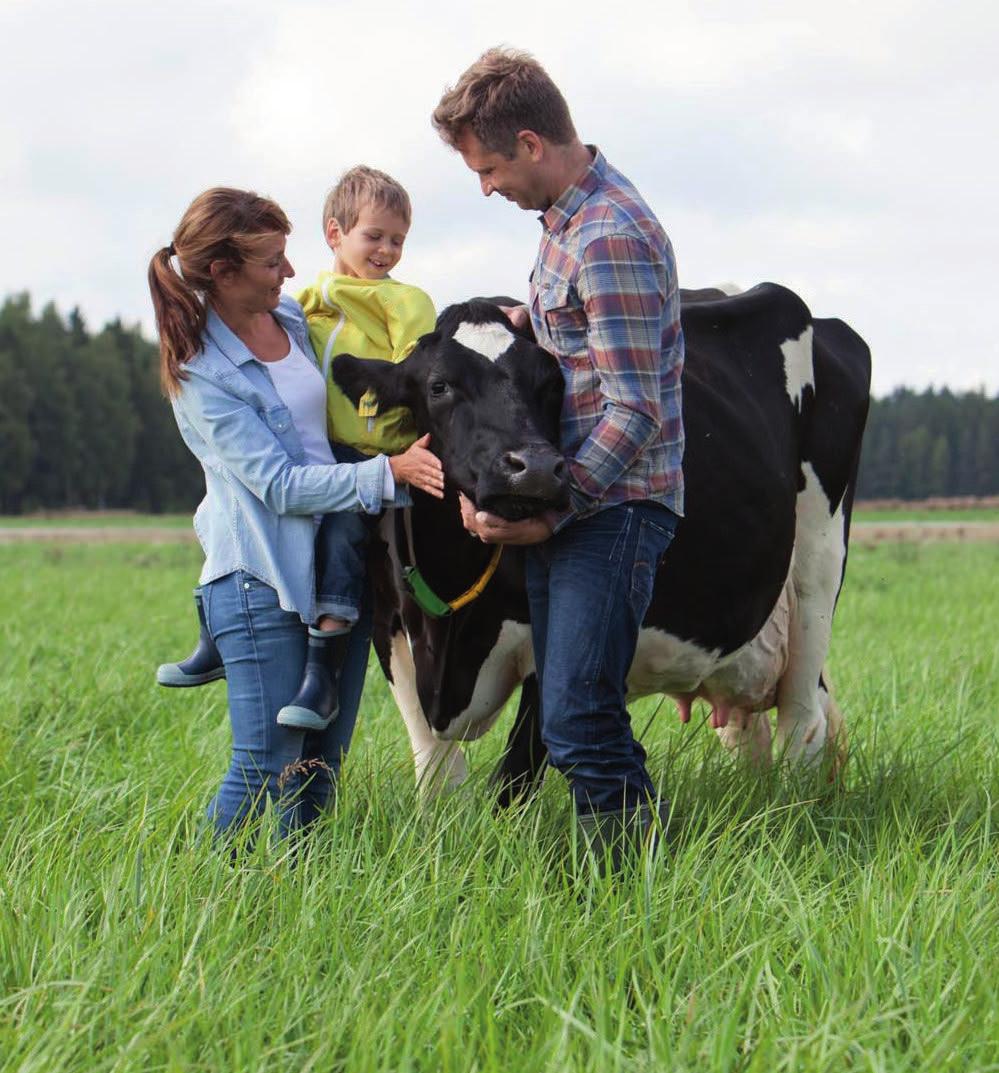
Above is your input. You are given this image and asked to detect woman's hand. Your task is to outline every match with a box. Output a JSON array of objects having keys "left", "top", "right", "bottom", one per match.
[{"left": 389, "top": 434, "right": 445, "bottom": 498}]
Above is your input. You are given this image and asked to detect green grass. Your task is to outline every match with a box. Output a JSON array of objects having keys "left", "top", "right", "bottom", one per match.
[
  {"left": 0, "top": 512, "right": 191, "bottom": 528},
  {"left": 1, "top": 541, "right": 998, "bottom": 1072}
]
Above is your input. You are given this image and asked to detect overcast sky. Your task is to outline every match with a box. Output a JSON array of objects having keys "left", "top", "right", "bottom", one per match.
[{"left": 2, "top": 0, "right": 995, "bottom": 396}]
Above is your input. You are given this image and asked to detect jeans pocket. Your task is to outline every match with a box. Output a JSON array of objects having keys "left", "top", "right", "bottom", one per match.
[
  {"left": 237, "top": 571, "right": 281, "bottom": 613},
  {"left": 629, "top": 518, "right": 669, "bottom": 620}
]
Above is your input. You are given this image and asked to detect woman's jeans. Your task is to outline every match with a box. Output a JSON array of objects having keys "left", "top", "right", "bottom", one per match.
[
  {"left": 525, "top": 502, "right": 678, "bottom": 816},
  {"left": 201, "top": 570, "right": 372, "bottom": 838}
]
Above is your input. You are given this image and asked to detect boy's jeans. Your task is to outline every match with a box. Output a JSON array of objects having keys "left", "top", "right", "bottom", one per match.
[
  {"left": 201, "top": 570, "right": 371, "bottom": 837},
  {"left": 524, "top": 501, "right": 678, "bottom": 816},
  {"left": 315, "top": 443, "right": 380, "bottom": 625}
]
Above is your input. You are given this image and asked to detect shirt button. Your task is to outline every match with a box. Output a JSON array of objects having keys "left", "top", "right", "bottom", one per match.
[{"left": 244, "top": 582, "right": 250, "bottom": 590}]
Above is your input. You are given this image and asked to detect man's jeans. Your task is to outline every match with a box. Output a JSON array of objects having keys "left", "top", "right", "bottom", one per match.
[
  {"left": 525, "top": 502, "right": 678, "bottom": 815},
  {"left": 201, "top": 570, "right": 372, "bottom": 838}
]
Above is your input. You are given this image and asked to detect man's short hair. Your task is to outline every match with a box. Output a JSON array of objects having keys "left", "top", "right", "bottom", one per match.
[
  {"left": 322, "top": 166, "right": 412, "bottom": 233},
  {"left": 432, "top": 47, "right": 577, "bottom": 158}
]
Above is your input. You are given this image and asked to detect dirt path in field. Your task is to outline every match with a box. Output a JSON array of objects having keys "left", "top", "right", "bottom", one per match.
[
  {"left": 3, "top": 522, "right": 999, "bottom": 546},
  {"left": 849, "top": 521, "right": 999, "bottom": 545},
  {"left": 0, "top": 527, "right": 197, "bottom": 544}
]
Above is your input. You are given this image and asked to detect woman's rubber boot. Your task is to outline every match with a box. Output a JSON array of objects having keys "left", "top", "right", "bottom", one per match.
[
  {"left": 276, "top": 627, "right": 351, "bottom": 731},
  {"left": 156, "top": 591, "right": 225, "bottom": 687}
]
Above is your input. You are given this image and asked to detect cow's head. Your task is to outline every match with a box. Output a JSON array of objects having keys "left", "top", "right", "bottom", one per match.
[{"left": 331, "top": 300, "right": 568, "bottom": 519}]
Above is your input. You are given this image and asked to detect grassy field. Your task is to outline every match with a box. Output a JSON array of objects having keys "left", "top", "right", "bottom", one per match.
[
  {"left": 2, "top": 541, "right": 998, "bottom": 1072},
  {"left": 0, "top": 513, "right": 191, "bottom": 528}
]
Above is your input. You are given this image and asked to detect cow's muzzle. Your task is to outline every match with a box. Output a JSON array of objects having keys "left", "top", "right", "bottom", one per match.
[{"left": 477, "top": 445, "right": 569, "bottom": 520}]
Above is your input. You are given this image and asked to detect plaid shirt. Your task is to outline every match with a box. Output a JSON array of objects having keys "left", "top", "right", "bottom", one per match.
[{"left": 530, "top": 148, "right": 684, "bottom": 527}]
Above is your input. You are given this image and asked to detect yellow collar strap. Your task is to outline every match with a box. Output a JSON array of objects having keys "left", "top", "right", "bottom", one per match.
[{"left": 402, "top": 544, "right": 504, "bottom": 618}]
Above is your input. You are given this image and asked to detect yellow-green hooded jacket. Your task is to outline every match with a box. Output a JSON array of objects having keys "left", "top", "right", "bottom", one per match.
[{"left": 296, "top": 272, "right": 436, "bottom": 456}]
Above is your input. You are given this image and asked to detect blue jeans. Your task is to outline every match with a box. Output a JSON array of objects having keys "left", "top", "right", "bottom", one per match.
[
  {"left": 201, "top": 569, "right": 372, "bottom": 838},
  {"left": 315, "top": 443, "right": 379, "bottom": 624},
  {"left": 525, "top": 502, "right": 678, "bottom": 815}
]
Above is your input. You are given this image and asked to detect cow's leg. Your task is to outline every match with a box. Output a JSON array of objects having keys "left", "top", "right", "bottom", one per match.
[
  {"left": 715, "top": 708, "right": 772, "bottom": 768},
  {"left": 488, "top": 673, "right": 547, "bottom": 808},
  {"left": 820, "top": 671, "right": 848, "bottom": 780},
  {"left": 387, "top": 630, "right": 468, "bottom": 794},
  {"left": 775, "top": 463, "right": 847, "bottom": 766}
]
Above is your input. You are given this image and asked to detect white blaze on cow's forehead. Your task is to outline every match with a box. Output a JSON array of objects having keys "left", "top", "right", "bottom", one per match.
[
  {"left": 714, "top": 281, "right": 744, "bottom": 296},
  {"left": 781, "top": 324, "right": 815, "bottom": 410},
  {"left": 452, "top": 320, "right": 516, "bottom": 363}
]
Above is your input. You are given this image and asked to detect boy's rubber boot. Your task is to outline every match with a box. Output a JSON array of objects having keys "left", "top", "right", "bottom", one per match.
[
  {"left": 577, "top": 799, "right": 676, "bottom": 873},
  {"left": 276, "top": 628, "right": 351, "bottom": 731},
  {"left": 156, "top": 591, "right": 226, "bottom": 687}
]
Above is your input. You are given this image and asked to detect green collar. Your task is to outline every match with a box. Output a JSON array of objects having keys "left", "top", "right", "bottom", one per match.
[{"left": 402, "top": 545, "right": 503, "bottom": 618}]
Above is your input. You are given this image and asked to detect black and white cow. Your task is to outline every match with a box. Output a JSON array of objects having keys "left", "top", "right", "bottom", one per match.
[{"left": 332, "top": 284, "right": 871, "bottom": 801}]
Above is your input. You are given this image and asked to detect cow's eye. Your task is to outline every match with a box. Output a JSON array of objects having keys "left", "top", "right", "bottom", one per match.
[{"left": 429, "top": 380, "right": 449, "bottom": 397}]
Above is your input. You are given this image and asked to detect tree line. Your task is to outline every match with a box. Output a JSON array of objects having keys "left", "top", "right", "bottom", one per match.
[{"left": 0, "top": 293, "right": 996, "bottom": 513}]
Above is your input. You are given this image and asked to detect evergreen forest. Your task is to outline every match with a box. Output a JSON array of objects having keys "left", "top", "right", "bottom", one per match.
[{"left": 0, "top": 294, "right": 996, "bottom": 513}]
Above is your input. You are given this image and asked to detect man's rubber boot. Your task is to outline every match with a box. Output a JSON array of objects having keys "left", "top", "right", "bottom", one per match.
[
  {"left": 276, "top": 628, "right": 351, "bottom": 731},
  {"left": 577, "top": 799, "right": 675, "bottom": 873},
  {"left": 156, "top": 591, "right": 225, "bottom": 687}
]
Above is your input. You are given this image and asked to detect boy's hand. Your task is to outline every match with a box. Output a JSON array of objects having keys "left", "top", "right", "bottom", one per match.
[{"left": 389, "top": 434, "right": 445, "bottom": 498}]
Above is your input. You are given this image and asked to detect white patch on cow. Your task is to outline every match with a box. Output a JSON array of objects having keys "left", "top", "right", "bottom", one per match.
[
  {"left": 629, "top": 576, "right": 793, "bottom": 716},
  {"left": 627, "top": 630, "right": 722, "bottom": 698},
  {"left": 388, "top": 630, "right": 467, "bottom": 792},
  {"left": 714, "top": 281, "right": 744, "bottom": 296},
  {"left": 434, "top": 620, "right": 534, "bottom": 741},
  {"left": 453, "top": 320, "right": 515, "bottom": 362},
  {"left": 775, "top": 461, "right": 847, "bottom": 764},
  {"left": 781, "top": 325, "right": 815, "bottom": 409}
]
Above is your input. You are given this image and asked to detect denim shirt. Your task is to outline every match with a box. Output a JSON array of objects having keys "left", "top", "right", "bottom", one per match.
[{"left": 172, "top": 295, "right": 407, "bottom": 623}]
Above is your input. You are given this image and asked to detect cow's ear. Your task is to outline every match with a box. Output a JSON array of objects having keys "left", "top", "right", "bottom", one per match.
[{"left": 330, "top": 354, "right": 410, "bottom": 410}]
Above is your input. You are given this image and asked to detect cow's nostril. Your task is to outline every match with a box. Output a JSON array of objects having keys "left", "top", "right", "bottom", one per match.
[{"left": 503, "top": 451, "right": 528, "bottom": 474}]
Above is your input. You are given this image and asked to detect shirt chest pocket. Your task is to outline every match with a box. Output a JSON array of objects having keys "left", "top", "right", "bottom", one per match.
[
  {"left": 261, "top": 404, "right": 304, "bottom": 461},
  {"left": 540, "top": 282, "right": 588, "bottom": 360}
]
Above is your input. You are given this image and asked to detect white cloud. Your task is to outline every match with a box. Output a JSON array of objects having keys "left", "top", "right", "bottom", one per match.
[{"left": 1, "top": 0, "right": 996, "bottom": 394}]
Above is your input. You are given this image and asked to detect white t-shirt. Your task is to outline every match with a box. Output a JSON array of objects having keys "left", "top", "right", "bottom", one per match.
[
  {"left": 260, "top": 331, "right": 395, "bottom": 502},
  {"left": 259, "top": 335, "right": 336, "bottom": 466}
]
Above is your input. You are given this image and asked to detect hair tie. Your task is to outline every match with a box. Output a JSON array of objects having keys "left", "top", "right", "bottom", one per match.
[{"left": 166, "top": 242, "right": 176, "bottom": 256}]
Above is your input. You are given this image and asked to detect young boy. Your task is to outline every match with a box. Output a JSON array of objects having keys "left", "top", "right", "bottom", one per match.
[{"left": 157, "top": 167, "right": 437, "bottom": 730}]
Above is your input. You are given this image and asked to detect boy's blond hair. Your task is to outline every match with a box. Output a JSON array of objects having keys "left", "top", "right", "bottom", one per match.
[{"left": 322, "top": 166, "right": 413, "bottom": 234}]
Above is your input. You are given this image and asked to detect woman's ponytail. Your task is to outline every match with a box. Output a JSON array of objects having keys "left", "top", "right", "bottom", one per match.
[
  {"left": 148, "top": 244, "right": 206, "bottom": 397},
  {"left": 148, "top": 188, "right": 291, "bottom": 397}
]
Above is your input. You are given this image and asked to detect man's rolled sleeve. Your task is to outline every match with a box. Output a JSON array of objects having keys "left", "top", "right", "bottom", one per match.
[{"left": 568, "top": 234, "right": 667, "bottom": 504}]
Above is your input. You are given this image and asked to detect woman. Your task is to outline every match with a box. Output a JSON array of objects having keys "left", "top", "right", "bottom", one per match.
[{"left": 148, "top": 187, "right": 443, "bottom": 838}]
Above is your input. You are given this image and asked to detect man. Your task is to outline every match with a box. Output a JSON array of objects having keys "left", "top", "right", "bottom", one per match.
[{"left": 432, "top": 48, "right": 685, "bottom": 864}]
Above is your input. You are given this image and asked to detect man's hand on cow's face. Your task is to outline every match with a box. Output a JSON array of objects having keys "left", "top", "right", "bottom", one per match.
[
  {"left": 458, "top": 492, "right": 553, "bottom": 546},
  {"left": 498, "top": 304, "right": 529, "bottom": 331}
]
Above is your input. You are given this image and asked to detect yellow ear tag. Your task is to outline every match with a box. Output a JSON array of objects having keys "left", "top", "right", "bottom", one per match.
[{"left": 358, "top": 389, "right": 379, "bottom": 432}]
